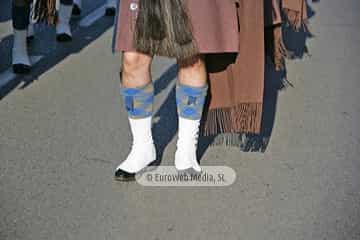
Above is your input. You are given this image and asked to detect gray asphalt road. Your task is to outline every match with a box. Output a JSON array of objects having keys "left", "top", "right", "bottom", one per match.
[{"left": 1, "top": 1, "right": 359, "bottom": 239}]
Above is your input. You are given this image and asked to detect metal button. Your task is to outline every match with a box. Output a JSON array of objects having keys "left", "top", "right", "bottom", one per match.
[{"left": 130, "top": 3, "right": 138, "bottom": 11}]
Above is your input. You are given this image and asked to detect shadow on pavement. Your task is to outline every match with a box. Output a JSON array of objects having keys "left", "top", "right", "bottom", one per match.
[
  {"left": 198, "top": 1, "right": 319, "bottom": 160},
  {"left": 0, "top": 12, "right": 114, "bottom": 99},
  {"left": 149, "top": 58, "right": 288, "bottom": 165},
  {"left": 151, "top": 64, "right": 178, "bottom": 165}
]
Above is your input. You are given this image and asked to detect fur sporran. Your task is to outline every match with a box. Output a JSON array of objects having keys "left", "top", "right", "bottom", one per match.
[
  {"left": 134, "top": 0, "right": 199, "bottom": 60},
  {"left": 32, "top": 0, "right": 57, "bottom": 25}
]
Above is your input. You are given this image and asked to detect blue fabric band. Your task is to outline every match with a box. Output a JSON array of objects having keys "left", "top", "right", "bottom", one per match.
[
  {"left": 176, "top": 82, "right": 208, "bottom": 120},
  {"left": 120, "top": 82, "right": 154, "bottom": 119}
]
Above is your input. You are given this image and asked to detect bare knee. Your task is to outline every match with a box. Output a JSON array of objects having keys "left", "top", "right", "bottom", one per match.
[
  {"left": 122, "top": 52, "right": 152, "bottom": 76},
  {"left": 121, "top": 52, "right": 152, "bottom": 87},
  {"left": 178, "top": 55, "right": 207, "bottom": 87},
  {"left": 178, "top": 55, "right": 205, "bottom": 71}
]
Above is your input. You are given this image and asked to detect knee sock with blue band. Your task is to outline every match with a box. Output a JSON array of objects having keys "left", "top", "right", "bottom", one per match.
[
  {"left": 120, "top": 82, "right": 154, "bottom": 119},
  {"left": 176, "top": 82, "right": 208, "bottom": 120}
]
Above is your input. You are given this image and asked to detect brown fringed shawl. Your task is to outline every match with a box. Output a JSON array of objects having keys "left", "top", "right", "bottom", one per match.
[{"left": 204, "top": 0, "right": 309, "bottom": 142}]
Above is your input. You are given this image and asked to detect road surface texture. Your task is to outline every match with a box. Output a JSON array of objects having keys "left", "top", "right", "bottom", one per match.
[{"left": 0, "top": 0, "right": 359, "bottom": 239}]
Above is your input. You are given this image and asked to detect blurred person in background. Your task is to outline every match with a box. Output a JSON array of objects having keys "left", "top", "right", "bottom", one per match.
[{"left": 11, "top": 0, "right": 74, "bottom": 74}]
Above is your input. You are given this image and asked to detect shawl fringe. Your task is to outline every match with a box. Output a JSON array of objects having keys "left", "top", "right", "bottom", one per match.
[
  {"left": 201, "top": 103, "right": 263, "bottom": 137},
  {"left": 265, "top": 25, "right": 289, "bottom": 71},
  {"left": 283, "top": 8, "right": 310, "bottom": 32},
  {"left": 266, "top": 7, "right": 310, "bottom": 71},
  {"left": 207, "top": 133, "right": 269, "bottom": 150},
  {"left": 208, "top": 133, "right": 245, "bottom": 147}
]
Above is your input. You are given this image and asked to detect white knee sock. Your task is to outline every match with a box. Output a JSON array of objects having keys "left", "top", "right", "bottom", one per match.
[
  {"left": 175, "top": 117, "right": 202, "bottom": 172},
  {"left": 27, "top": 23, "right": 34, "bottom": 38},
  {"left": 56, "top": 4, "right": 73, "bottom": 36},
  {"left": 12, "top": 29, "right": 31, "bottom": 66},
  {"left": 116, "top": 117, "right": 156, "bottom": 173}
]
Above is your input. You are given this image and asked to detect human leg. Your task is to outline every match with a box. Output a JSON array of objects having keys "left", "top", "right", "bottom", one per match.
[
  {"left": 56, "top": 0, "right": 74, "bottom": 42},
  {"left": 175, "top": 56, "right": 208, "bottom": 172},
  {"left": 115, "top": 52, "right": 156, "bottom": 181},
  {"left": 12, "top": 0, "right": 31, "bottom": 73}
]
